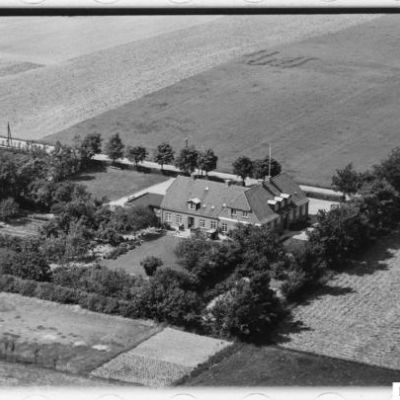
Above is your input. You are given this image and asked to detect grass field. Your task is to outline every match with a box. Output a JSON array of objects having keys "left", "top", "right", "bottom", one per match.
[
  {"left": 74, "top": 165, "right": 167, "bottom": 201},
  {"left": 47, "top": 14, "right": 400, "bottom": 186},
  {"left": 0, "top": 15, "right": 377, "bottom": 142},
  {"left": 0, "top": 292, "right": 159, "bottom": 375},
  {"left": 102, "top": 234, "right": 183, "bottom": 276},
  {"left": 183, "top": 344, "right": 400, "bottom": 386}
]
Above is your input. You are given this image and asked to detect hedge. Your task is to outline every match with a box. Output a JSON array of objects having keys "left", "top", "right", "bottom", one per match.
[{"left": 0, "top": 274, "right": 142, "bottom": 319}]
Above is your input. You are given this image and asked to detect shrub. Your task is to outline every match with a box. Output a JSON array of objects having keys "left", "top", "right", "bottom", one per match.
[
  {"left": 208, "top": 270, "right": 285, "bottom": 341},
  {"left": 0, "top": 197, "right": 19, "bottom": 222},
  {"left": 141, "top": 256, "right": 163, "bottom": 276}
]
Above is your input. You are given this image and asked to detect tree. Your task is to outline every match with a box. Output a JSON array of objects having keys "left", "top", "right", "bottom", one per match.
[
  {"left": 139, "top": 268, "right": 203, "bottom": 328},
  {"left": 75, "top": 133, "right": 102, "bottom": 168},
  {"left": 208, "top": 270, "right": 284, "bottom": 340},
  {"left": 141, "top": 256, "right": 163, "bottom": 276},
  {"left": 0, "top": 198, "right": 19, "bottom": 222},
  {"left": 307, "top": 204, "right": 368, "bottom": 270},
  {"left": 0, "top": 248, "right": 51, "bottom": 282},
  {"left": 331, "top": 163, "right": 363, "bottom": 197},
  {"left": 125, "top": 146, "right": 147, "bottom": 168},
  {"left": 374, "top": 147, "right": 400, "bottom": 193},
  {"left": 357, "top": 178, "right": 400, "bottom": 235},
  {"left": 197, "top": 149, "right": 218, "bottom": 176},
  {"left": 253, "top": 157, "right": 282, "bottom": 180},
  {"left": 232, "top": 156, "right": 253, "bottom": 186},
  {"left": 153, "top": 143, "right": 174, "bottom": 171},
  {"left": 104, "top": 133, "right": 124, "bottom": 164},
  {"left": 229, "top": 224, "right": 283, "bottom": 263},
  {"left": 49, "top": 141, "right": 81, "bottom": 182},
  {"left": 175, "top": 145, "right": 199, "bottom": 175}
]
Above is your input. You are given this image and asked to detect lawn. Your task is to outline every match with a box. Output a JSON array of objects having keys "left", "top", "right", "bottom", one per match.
[
  {"left": 183, "top": 344, "right": 400, "bottom": 386},
  {"left": 102, "top": 234, "right": 183, "bottom": 277},
  {"left": 73, "top": 164, "right": 168, "bottom": 201},
  {"left": 0, "top": 292, "right": 160, "bottom": 375},
  {"left": 48, "top": 15, "right": 400, "bottom": 186}
]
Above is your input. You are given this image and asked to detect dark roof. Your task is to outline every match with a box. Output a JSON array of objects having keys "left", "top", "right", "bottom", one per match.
[
  {"left": 245, "top": 185, "right": 279, "bottom": 224},
  {"left": 160, "top": 173, "right": 308, "bottom": 224},
  {"left": 129, "top": 192, "right": 163, "bottom": 209},
  {"left": 269, "top": 173, "right": 309, "bottom": 207},
  {"left": 161, "top": 176, "right": 250, "bottom": 219}
]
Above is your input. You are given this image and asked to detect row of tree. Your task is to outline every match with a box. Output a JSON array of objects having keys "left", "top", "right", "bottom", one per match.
[
  {"left": 102, "top": 133, "right": 218, "bottom": 175},
  {"left": 103, "top": 132, "right": 283, "bottom": 183}
]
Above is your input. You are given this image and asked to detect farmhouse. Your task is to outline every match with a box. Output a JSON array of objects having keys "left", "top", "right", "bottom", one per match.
[{"left": 160, "top": 173, "right": 308, "bottom": 233}]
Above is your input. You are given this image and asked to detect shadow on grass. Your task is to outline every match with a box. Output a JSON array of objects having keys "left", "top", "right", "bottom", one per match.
[
  {"left": 270, "top": 314, "right": 313, "bottom": 346},
  {"left": 344, "top": 232, "right": 400, "bottom": 277}
]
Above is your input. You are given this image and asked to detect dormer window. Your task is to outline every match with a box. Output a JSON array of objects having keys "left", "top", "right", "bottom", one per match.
[
  {"left": 231, "top": 208, "right": 237, "bottom": 217},
  {"left": 188, "top": 198, "right": 201, "bottom": 211},
  {"left": 243, "top": 211, "right": 249, "bottom": 218}
]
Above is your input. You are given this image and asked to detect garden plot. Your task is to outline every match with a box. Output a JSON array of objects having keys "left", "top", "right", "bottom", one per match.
[
  {"left": 91, "top": 327, "right": 232, "bottom": 387},
  {"left": 0, "top": 292, "right": 159, "bottom": 375}
]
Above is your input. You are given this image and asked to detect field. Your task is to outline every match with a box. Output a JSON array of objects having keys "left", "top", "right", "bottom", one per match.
[
  {"left": 74, "top": 164, "right": 168, "bottom": 201},
  {"left": 0, "top": 15, "right": 377, "bottom": 142},
  {"left": 276, "top": 232, "right": 400, "bottom": 371},
  {"left": 0, "top": 216, "right": 45, "bottom": 238},
  {"left": 0, "top": 292, "right": 159, "bottom": 375},
  {"left": 102, "top": 234, "right": 182, "bottom": 277},
  {"left": 47, "top": 14, "right": 400, "bottom": 186},
  {"left": 0, "top": 360, "right": 114, "bottom": 386},
  {"left": 183, "top": 344, "right": 400, "bottom": 386},
  {"left": 91, "top": 327, "right": 231, "bottom": 387}
]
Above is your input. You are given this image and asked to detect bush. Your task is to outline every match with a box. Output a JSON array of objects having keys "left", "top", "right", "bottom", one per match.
[
  {"left": 140, "top": 256, "right": 163, "bottom": 276},
  {"left": 0, "top": 197, "right": 19, "bottom": 222},
  {"left": 139, "top": 268, "right": 203, "bottom": 329},
  {"left": 207, "top": 270, "right": 285, "bottom": 341}
]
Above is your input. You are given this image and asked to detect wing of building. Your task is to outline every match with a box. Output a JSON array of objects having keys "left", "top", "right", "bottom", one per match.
[{"left": 159, "top": 173, "right": 308, "bottom": 233}]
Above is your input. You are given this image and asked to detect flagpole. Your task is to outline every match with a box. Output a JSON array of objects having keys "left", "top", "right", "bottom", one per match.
[{"left": 268, "top": 143, "right": 272, "bottom": 178}]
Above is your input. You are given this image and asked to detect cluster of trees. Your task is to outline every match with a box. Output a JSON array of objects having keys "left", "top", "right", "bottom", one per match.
[
  {"left": 0, "top": 133, "right": 104, "bottom": 221},
  {"left": 232, "top": 155, "right": 282, "bottom": 185}
]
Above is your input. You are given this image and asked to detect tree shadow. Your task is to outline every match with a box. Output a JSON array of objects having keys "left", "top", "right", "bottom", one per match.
[
  {"left": 344, "top": 232, "right": 400, "bottom": 277},
  {"left": 296, "top": 284, "right": 356, "bottom": 306},
  {"left": 73, "top": 174, "right": 95, "bottom": 182},
  {"left": 270, "top": 314, "right": 313, "bottom": 345}
]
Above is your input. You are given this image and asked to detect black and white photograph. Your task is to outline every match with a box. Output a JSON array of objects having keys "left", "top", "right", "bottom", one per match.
[{"left": 0, "top": 5, "right": 399, "bottom": 397}]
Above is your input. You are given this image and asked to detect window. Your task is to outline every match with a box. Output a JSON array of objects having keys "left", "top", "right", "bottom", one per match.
[
  {"left": 231, "top": 209, "right": 237, "bottom": 217},
  {"left": 242, "top": 211, "right": 249, "bottom": 218},
  {"left": 210, "top": 220, "right": 217, "bottom": 230},
  {"left": 199, "top": 219, "right": 205, "bottom": 228},
  {"left": 165, "top": 212, "right": 171, "bottom": 222},
  {"left": 188, "top": 202, "right": 196, "bottom": 210},
  {"left": 175, "top": 214, "right": 182, "bottom": 225},
  {"left": 221, "top": 223, "right": 228, "bottom": 233}
]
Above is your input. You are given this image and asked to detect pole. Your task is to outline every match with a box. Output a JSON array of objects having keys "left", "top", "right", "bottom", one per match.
[
  {"left": 268, "top": 143, "right": 272, "bottom": 178},
  {"left": 185, "top": 137, "right": 188, "bottom": 148},
  {"left": 7, "top": 122, "right": 12, "bottom": 147}
]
